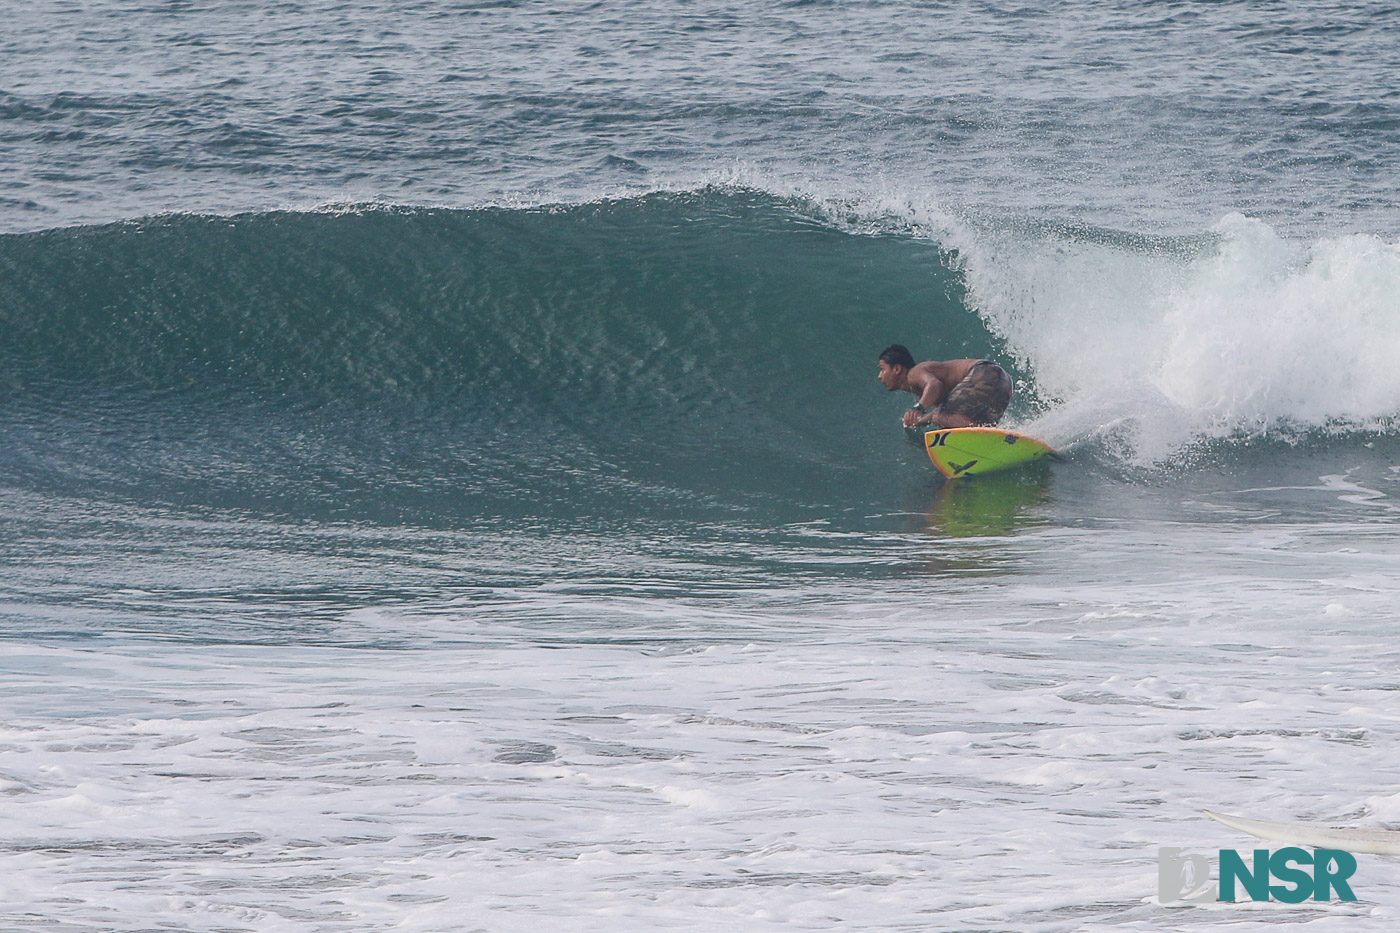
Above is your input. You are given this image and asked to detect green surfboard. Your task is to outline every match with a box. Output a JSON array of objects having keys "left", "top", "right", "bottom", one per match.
[{"left": 924, "top": 427, "right": 1058, "bottom": 479}]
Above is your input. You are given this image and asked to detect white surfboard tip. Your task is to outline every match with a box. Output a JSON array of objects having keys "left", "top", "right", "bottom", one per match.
[{"left": 1204, "top": 809, "right": 1400, "bottom": 857}]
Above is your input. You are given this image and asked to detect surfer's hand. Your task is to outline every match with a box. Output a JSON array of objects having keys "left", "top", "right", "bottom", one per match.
[{"left": 902, "top": 408, "right": 928, "bottom": 428}]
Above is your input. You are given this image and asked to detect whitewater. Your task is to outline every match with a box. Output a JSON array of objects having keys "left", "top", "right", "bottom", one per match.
[{"left": 4, "top": 2, "right": 1400, "bottom": 930}]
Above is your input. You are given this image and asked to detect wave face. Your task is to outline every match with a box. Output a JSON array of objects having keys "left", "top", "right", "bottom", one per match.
[
  {"left": 0, "top": 189, "right": 988, "bottom": 524},
  {"left": 4, "top": 187, "right": 1400, "bottom": 526}
]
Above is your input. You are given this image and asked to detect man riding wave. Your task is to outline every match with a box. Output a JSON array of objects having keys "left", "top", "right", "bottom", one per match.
[{"left": 876, "top": 344, "right": 1013, "bottom": 429}]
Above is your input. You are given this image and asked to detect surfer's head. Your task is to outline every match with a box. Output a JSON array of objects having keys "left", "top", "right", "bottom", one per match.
[{"left": 877, "top": 344, "right": 915, "bottom": 390}]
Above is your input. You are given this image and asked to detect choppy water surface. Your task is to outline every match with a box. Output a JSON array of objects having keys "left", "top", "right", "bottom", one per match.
[
  {"left": 4, "top": 1, "right": 1400, "bottom": 930},
  {"left": 4, "top": 1, "right": 1400, "bottom": 234}
]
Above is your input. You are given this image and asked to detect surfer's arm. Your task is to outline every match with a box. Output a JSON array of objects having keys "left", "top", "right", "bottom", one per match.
[{"left": 902, "top": 377, "right": 946, "bottom": 427}]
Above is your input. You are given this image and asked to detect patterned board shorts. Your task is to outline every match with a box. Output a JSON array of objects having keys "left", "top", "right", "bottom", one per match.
[{"left": 939, "top": 361, "right": 1014, "bottom": 425}]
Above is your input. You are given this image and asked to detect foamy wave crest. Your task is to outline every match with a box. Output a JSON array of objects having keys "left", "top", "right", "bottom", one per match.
[
  {"left": 1162, "top": 216, "right": 1400, "bottom": 430},
  {"left": 953, "top": 213, "right": 1400, "bottom": 456}
]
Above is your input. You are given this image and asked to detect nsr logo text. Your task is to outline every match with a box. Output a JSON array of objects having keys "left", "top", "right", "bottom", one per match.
[{"left": 1159, "top": 847, "right": 1358, "bottom": 903}]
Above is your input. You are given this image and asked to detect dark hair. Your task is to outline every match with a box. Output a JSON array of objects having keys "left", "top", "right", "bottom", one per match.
[{"left": 878, "top": 344, "right": 915, "bottom": 369}]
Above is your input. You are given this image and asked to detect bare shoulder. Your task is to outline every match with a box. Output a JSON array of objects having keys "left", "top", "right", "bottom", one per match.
[{"left": 907, "top": 361, "right": 944, "bottom": 389}]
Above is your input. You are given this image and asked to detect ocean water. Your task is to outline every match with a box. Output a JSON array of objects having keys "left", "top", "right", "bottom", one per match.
[{"left": 4, "top": 1, "right": 1400, "bottom": 929}]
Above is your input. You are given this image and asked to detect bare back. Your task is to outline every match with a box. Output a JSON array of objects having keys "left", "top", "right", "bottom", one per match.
[{"left": 907, "top": 358, "right": 984, "bottom": 404}]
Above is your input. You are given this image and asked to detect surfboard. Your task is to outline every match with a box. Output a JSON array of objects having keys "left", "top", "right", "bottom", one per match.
[
  {"left": 1205, "top": 810, "right": 1400, "bottom": 856},
  {"left": 923, "top": 427, "right": 1058, "bottom": 479}
]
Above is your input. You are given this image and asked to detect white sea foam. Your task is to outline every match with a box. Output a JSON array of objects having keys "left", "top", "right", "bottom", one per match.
[
  {"left": 5, "top": 515, "right": 1400, "bottom": 931},
  {"left": 947, "top": 212, "right": 1400, "bottom": 458}
]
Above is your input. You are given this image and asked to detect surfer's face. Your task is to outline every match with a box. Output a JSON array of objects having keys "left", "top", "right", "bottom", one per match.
[{"left": 877, "top": 360, "right": 904, "bottom": 390}]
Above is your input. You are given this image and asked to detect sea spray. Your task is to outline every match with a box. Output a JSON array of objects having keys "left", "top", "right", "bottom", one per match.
[{"left": 949, "top": 211, "right": 1400, "bottom": 461}]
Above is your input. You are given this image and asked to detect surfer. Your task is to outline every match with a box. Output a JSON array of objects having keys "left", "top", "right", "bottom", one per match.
[{"left": 877, "top": 344, "right": 1013, "bottom": 428}]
